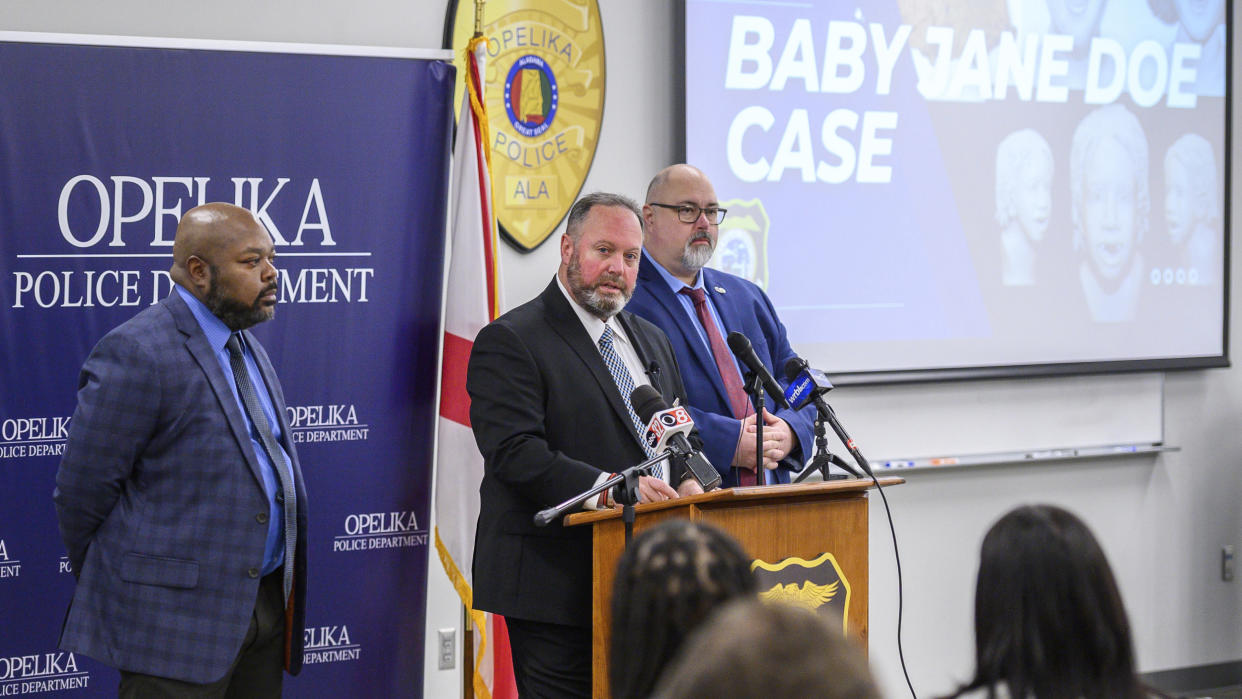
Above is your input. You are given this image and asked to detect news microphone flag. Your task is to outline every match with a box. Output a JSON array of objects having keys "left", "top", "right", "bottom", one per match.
[
  {"left": 782, "top": 357, "right": 834, "bottom": 411},
  {"left": 432, "top": 35, "right": 516, "bottom": 699},
  {"left": 643, "top": 405, "right": 695, "bottom": 452},
  {"left": 632, "top": 385, "right": 723, "bottom": 491}
]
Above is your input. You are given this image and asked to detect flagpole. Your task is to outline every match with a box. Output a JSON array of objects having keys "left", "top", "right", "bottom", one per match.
[
  {"left": 464, "top": 0, "right": 500, "bottom": 322},
  {"left": 445, "top": 4, "right": 512, "bottom": 696}
]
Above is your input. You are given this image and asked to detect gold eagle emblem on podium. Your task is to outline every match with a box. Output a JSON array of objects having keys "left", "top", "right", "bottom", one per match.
[
  {"left": 759, "top": 579, "right": 840, "bottom": 611},
  {"left": 750, "top": 552, "right": 851, "bottom": 633}
]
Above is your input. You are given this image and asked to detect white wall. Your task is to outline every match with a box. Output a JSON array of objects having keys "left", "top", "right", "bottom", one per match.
[{"left": 9, "top": 2, "right": 1240, "bottom": 696}]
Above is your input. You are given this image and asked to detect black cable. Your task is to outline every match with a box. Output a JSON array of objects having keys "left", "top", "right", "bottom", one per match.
[
  {"left": 781, "top": 361, "right": 917, "bottom": 697},
  {"left": 870, "top": 472, "right": 917, "bottom": 699}
]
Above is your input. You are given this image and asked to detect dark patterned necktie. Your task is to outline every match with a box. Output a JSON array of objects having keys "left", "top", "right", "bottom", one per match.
[
  {"left": 226, "top": 333, "right": 296, "bottom": 599},
  {"left": 598, "top": 325, "right": 662, "bottom": 479}
]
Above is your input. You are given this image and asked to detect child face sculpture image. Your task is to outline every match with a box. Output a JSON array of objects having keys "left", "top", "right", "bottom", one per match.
[
  {"left": 995, "top": 129, "right": 1054, "bottom": 286},
  {"left": 1071, "top": 104, "right": 1149, "bottom": 322},
  {"left": 1164, "top": 133, "right": 1217, "bottom": 285}
]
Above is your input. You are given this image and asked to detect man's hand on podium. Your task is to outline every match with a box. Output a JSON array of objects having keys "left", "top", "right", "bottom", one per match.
[{"left": 636, "top": 475, "right": 678, "bottom": 503}]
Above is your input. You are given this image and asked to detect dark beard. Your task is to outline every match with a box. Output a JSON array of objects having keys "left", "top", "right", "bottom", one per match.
[{"left": 205, "top": 267, "right": 277, "bottom": 331}]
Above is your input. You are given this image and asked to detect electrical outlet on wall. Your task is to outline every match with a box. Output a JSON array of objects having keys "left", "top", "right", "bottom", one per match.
[
  {"left": 438, "top": 628, "right": 456, "bottom": 670},
  {"left": 1222, "top": 545, "right": 1235, "bottom": 582}
]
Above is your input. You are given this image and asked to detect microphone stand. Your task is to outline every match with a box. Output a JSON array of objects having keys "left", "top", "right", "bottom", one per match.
[
  {"left": 795, "top": 411, "right": 863, "bottom": 482},
  {"left": 813, "top": 399, "right": 875, "bottom": 480},
  {"left": 743, "top": 371, "right": 765, "bottom": 486},
  {"left": 533, "top": 451, "right": 674, "bottom": 546}
]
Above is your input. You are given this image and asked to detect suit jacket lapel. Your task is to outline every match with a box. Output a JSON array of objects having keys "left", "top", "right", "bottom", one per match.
[
  {"left": 540, "top": 280, "right": 645, "bottom": 450},
  {"left": 165, "top": 292, "right": 270, "bottom": 491},
  {"left": 244, "top": 329, "right": 298, "bottom": 466},
  {"left": 639, "top": 259, "right": 735, "bottom": 410},
  {"left": 701, "top": 268, "right": 745, "bottom": 338},
  {"left": 616, "top": 312, "right": 654, "bottom": 391},
  {"left": 702, "top": 269, "right": 759, "bottom": 403}
]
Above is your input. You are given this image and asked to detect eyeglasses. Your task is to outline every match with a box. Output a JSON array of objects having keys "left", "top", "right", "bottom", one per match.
[{"left": 649, "top": 202, "right": 727, "bottom": 225}]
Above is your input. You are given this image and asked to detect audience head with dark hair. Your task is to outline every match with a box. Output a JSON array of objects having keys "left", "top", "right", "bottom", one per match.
[
  {"left": 609, "top": 520, "right": 756, "bottom": 699},
  {"left": 944, "top": 504, "right": 1152, "bottom": 699},
  {"left": 652, "top": 599, "right": 882, "bottom": 699}
]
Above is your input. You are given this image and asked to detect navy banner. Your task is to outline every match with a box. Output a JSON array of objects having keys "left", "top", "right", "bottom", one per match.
[{"left": 0, "top": 37, "right": 454, "bottom": 696}]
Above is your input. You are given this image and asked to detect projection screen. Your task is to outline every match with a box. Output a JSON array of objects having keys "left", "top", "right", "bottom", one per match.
[{"left": 683, "top": 0, "right": 1230, "bottom": 382}]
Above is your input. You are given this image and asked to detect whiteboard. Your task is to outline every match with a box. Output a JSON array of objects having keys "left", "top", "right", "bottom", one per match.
[{"left": 823, "top": 372, "right": 1164, "bottom": 466}]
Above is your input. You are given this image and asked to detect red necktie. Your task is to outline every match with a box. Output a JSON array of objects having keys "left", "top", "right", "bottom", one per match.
[{"left": 679, "top": 287, "right": 756, "bottom": 485}]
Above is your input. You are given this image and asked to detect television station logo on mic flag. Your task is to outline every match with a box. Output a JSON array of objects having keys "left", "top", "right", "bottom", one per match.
[
  {"left": 784, "top": 376, "right": 814, "bottom": 411},
  {"left": 644, "top": 406, "right": 693, "bottom": 449},
  {"left": 782, "top": 359, "right": 833, "bottom": 411}
]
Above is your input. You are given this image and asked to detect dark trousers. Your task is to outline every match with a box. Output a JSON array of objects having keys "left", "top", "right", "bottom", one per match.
[
  {"left": 119, "top": 571, "right": 286, "bottom": 698},
  {"left": 504, "top": 617, "right": 592, "bottom": 699}
]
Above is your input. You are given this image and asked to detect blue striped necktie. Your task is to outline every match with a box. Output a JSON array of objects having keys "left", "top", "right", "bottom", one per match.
[{"left": 598, "top": 325, "right": 661, "bottom": 479}]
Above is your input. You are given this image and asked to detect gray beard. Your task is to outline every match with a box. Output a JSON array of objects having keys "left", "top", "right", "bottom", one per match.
[
  {"left": 681, "top": 237, "right": 715, "bottom": 272},
  {"left": 575, "top": 287, "right": 626, "bottom": 319},
  {"left": 567, "top": 254, "right": 629, "bottom": 319}
]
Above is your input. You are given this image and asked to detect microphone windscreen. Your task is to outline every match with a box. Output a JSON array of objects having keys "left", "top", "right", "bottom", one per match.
[
  {"left": 726, "top": 331, "right": 751, "bottom": 355},
  {"left": 783, "top": 357, "right": 808, "bottom": 381},
  {"left": 630, "top": 384, "right": 668, "bottom": 424}
]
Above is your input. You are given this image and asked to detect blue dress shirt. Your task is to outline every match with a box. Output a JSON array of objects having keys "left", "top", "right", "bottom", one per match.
[
  {"left": 175, "top": 285, "right": 289, "bottom": 575},
  {"left": 641, "top": 251, "right": 769, "bottom": 484}
]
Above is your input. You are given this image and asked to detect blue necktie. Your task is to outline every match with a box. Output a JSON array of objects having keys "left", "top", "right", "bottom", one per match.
[
  {"left": 226, "top": 333, "right": 297, "bottom": 600},
  {"left": 598, "top": 325, "right": 662, "bottom": 479}
]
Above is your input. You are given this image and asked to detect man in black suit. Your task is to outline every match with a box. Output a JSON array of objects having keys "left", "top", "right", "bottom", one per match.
[{"left": 467, "top": 192, "right": 704, "bottom": 697}]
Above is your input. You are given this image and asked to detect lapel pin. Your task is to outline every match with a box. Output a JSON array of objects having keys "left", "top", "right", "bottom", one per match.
[{"left": 713, "top": 286, "right": 726, "bottom": 294}]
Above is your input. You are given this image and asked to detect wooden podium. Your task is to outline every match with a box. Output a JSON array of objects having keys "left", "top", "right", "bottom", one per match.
[{"left": 564, "top": 477, "right": 902, "bottom": 697}]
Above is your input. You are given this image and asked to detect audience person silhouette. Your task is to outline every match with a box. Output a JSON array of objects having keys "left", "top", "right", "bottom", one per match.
[
  {"left": 652, "top": 599, "right": 882, "bottom": 699},
  {"left": 609, "top": 520, "right": 756, "bottom": 699},
  {"left": 942, "top": 504, "right": 1157, "bottom": 699}
]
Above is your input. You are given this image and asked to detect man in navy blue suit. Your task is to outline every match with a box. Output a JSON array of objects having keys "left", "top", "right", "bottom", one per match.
[
  {"left": 54, "top": 203, "right": 307, "bottom": 697},
  {"left": 628, "top": 164, "right": 816, "bottom": 486}
]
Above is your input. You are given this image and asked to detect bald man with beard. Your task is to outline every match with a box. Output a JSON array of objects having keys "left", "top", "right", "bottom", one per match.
[
  {"left": 54, "top": 203, "right": 309, "bottom": 697},
  {"left": 627, "top": 165, "right": 816, "bottom": 486}
]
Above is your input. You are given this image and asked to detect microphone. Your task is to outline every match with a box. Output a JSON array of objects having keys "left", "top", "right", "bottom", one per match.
[
  {"left": 635, "top": 391, "right": 695, "bottom": 454},
  {"left": 780, "top": 357, "right": 874, "bottom": 478},
  {"left": 725, "top": 332, "right": 791, "bottom": 410},
  {"left": 630, "top": 385, "right": 722, "bottom": 491},
  {"left": 644, "top": 361, "right": 663, "bottom": 393},
  {"left": 782, "top": 357, "right": 834, "bottom": 410}
]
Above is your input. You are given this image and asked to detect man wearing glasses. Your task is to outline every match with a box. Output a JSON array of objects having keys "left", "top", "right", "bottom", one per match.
[{"left": 628, "top": 164, "right": 815, "bottom": 487}]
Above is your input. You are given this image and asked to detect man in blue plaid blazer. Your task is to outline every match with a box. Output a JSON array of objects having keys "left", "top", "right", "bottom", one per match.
[{"left": 54, "top": 203, "right": 308, "bottom": 697}]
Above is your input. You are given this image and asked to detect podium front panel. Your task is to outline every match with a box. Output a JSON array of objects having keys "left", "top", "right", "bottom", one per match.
[{"left": 572, "top": 480, "right": 895, "bottom": 698}]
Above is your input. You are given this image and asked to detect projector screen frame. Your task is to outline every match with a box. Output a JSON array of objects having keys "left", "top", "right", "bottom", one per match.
[{"left": 677, "top": 0, "right": 1232, "bottom": 386}]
